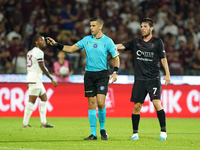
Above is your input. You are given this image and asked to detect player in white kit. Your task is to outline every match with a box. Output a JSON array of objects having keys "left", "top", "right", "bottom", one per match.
[{"left": 22, "top": 35, "right": 58, "bottom": 128}]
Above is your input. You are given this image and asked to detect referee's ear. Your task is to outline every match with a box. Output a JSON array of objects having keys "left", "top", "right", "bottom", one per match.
[{"left": 99, "top": 24, "right": 103, "bottom": 30}]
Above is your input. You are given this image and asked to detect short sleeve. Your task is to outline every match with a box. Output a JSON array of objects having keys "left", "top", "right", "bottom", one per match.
[
  {"left": 35, "top": 49, "right": 44, "bottom": 62},
  {"left": 123, "top": 40, "right": 134, "bottom": 51},
  {"left": 108, "top": 38, "right": 119, "bottom": 58},
  {"left": 157, "top": 39, "right": 166, "bottom": 59},
  {"left": 75, "top": 37, "right": 86, "bottom": 49}
]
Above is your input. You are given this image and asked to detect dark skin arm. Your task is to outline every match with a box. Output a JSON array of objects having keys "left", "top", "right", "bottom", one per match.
[{"left": 38, "top": 62, "right": 58, "bottom": 87}]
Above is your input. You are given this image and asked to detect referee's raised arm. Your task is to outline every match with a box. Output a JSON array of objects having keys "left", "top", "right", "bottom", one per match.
[{"left": 46, "top": 37, "right": 80, "bottom": 53}]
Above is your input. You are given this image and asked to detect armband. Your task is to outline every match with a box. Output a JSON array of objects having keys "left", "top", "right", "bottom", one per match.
[
  {"left": 113, "top": 67, "right": 119, "bottom": 74},
  {"left": 55, "top": 42, "right": 64, "bottom": 50}
]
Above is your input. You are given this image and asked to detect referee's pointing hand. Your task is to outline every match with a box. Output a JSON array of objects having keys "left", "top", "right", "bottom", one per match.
[{"left": 46, "top": 37, "right": 56, "bottom": 46}]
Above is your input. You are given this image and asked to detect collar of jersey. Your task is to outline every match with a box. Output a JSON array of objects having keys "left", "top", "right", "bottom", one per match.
[
  {"left": 92, "top": 34, "right": 105, "bottom": 39},
  {"left": 141, "top": 36, "right": 154, "bottom": 42}
]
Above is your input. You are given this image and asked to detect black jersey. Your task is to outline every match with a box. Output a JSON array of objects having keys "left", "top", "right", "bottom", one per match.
[{"left": 123, "top": 37, "right": 166, "bottom": 81}]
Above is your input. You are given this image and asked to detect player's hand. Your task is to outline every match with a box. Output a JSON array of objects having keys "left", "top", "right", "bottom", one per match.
[
  {"left": 52, "top": 79, "right": 58, "bottom": 87},
  {"left": 46, "top": 37, "right": 56, "bottom": 46},
  {"left": 164, "top": 75, "right": 171, "bottom": 86},
  {"left": 110, "top": 72, "right": 118, "bottom": 84}
]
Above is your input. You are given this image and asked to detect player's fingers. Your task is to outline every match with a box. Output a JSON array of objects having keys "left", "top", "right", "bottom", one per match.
[
  {"left": 110, "top": 75, "right": 113, "bottom": 80},
  {"left": 112, "top": 77, "right": 117, "bottom": 83},
  {"left": 165, "top": 81, "right": 170, "bottom": 86}
]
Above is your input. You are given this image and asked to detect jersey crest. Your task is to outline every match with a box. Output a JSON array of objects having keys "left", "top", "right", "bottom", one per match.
[{"left": 93, "top": 43, "right": 98, "bottom": 48}]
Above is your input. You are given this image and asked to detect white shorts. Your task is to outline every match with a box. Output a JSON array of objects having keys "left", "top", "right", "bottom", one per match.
[{"left": 28, "top": 83, "right": 46, "bottom": 96}]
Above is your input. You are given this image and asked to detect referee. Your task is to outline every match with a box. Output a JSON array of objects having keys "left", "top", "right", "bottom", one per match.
[
  {"left": 116, "top": 18, "right": 171, "bottom": 140},
  {"left": 47, "top": 17, "right": 119, "bottom": 140}
]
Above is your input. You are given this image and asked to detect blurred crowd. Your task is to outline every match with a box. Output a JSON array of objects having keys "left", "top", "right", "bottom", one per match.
[{"left": 1, "top": 0, "right": 200, "bottom": 77}]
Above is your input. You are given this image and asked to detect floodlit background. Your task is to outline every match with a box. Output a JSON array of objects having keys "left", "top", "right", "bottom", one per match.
[{"left": 1, "top": 0, "right": 200, "bottom": 76}]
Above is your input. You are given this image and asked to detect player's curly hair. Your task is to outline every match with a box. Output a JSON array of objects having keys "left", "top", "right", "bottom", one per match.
[
  {"left": 30, "top": 35, "right": 42, "bottom": 49},
  {"left": 141, "top": 18, "right": 154, "bottom": 27}
]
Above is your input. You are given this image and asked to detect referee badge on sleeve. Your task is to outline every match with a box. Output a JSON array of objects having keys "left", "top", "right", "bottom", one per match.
[{"left": 115, "top": 48, "right": 119, "bottom": 54}]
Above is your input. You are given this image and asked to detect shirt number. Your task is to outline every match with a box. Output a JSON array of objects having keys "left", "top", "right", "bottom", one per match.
[
  {"left": 27, "top": 55, "right": 33, "bottom": 67},
  {"left": 153, "top": 87, "right": 157, "bottom": 94}
]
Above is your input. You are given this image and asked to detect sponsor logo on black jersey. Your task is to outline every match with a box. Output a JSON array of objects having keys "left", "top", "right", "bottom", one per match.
[{"left": 136, "top": 50, "right": 154, "bottom": 57}]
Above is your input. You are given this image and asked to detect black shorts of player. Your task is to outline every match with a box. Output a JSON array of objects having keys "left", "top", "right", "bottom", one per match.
[
  {"left": 84, "top": 70, "right": 109, "bottom": 97},
  {"left": 131, "top": 80, "right": 161, "bottom": 103}
]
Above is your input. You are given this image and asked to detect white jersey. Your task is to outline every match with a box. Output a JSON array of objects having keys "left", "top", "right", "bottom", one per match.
[{"left": 26, "top": 47, "right": 44, "bottom": 84}]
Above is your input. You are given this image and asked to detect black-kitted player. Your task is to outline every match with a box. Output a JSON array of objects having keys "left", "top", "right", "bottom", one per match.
[{"left": 116, "top": 18, "right": 171, "bottom": 140}]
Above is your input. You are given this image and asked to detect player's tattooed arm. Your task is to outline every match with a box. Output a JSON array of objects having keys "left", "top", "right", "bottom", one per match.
[{"left": 116, "top": 44, "right": 125, "bottom": 50}]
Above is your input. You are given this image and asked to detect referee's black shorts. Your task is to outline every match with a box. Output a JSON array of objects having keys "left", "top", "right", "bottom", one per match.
[
  {"left": 84, "top": 70, "right": 109, "bottom": 97},
  {"left": 131, "top": 80, "right": 161, "bottom": 103}
]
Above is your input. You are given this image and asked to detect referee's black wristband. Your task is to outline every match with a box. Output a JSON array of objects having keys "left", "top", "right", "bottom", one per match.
[
  {"left": 55, "top": 42, "right": 64, "bottom": 50},
  {"left": 113, "top": 67, "right": 119, "bottom": 74}
]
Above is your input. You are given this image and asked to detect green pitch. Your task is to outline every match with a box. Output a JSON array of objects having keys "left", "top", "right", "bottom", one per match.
[{"left": 0, "top": 118, "right": 199, "bottom": 150}]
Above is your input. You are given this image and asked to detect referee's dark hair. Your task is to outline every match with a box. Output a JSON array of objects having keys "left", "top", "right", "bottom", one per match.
[
  {"left": 141, "top": 18, "right": 154, "bottom": 27},
  {"left": 90, "top": 16, "right": 104, "bottom": 26},
  {"left": 30, "top": 35, "right": 42, "bottom": 49}
]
